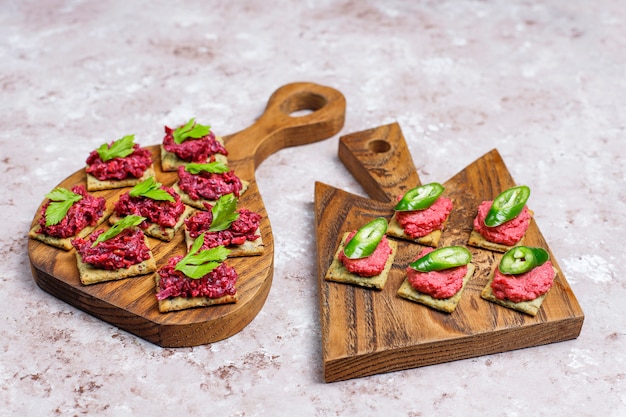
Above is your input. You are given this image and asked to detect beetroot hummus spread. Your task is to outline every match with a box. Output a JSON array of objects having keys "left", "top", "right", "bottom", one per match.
[
  {"left": 491, "top": 260, "right": 555, "bottom": 302},
  {"left": 177, "top": 166, "right": 243, "bottom": 201},
  {"left": 163, "top": 127, "right": 227, "bottom": 163},
  {"left": 72, "top": 228, "right": 151, "bottom": 270},
  {"left": 156, "top": 255, "right": 237, "bottom": 300},
  {"left": 37, "top": 185, "right": 107, "bottom": 238},
  {"left": 407, "top": 248, "right": 467, "bottom": 299},
  {"left": 85, "top": 144, "right": 152, "bottom": 181},
  {"left": 114, "top": 186, "right": 185, "bottom": 229},
  {"left": 339, "top": 231, "right": 393, "bottom": 277},
  {"left": 396, "top": 197, "right": 453, "bottom": 238},
  {"left": 473, "top": 200, "right": 531, "bottom": 245},
  {"left": 185, "top": 208, "right": 261, "bottom": 249}
]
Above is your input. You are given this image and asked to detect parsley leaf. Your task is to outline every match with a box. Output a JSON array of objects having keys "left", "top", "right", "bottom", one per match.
[
  {"left": 129, "top": 176, "right": 175, "bottom": 202},
  {"left": 92, "top": 215, "right": 145, "bottom": 247},
  {"left": 175, "top": 234, "right": 230, "bottom": 279},
  {"left": 44, "top": 188, "right": 83, "bottom": 227},
  {"left": 209, "top": 193, "right": 240, "bottom": 232},
  {"left": 173, "top": 118, "right": 211, "bottom": 144},
  {"left": 184, "top": 161, "right": 229, "bottom": 175},
  {"left": 96, "top": 134, "right": 136, "bottom": 161}
]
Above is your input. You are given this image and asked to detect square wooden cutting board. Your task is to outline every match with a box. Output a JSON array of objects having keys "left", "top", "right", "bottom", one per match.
[{"left": 315, "top": 123, "right": 584, "bottom": 382}]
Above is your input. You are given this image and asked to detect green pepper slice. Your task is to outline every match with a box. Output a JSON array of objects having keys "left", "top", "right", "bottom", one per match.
[
  {"left": 484, "top": 185, "right": 531, "bottom": 227},
  {"left": 498, "top": 246, "right": 549, "bottom": 275},
  {"left": 343, "top": 217, "right": 388, "bottom": 259},
  {"left": 394, "top": 182, "right": 445, "bottom": 211},
  {"left": 409, "top": 246, "right": 472, "bottom": 272}
]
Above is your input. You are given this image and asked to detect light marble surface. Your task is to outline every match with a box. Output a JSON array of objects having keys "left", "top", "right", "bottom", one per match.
[{"left": 1, "top": 0, "right": 625, "bottom": 415}]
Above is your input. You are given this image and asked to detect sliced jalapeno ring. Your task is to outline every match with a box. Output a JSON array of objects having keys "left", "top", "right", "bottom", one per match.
[
  {"left": 343, "top": 217, "right": 388, "bottom": 259},
  {"left": 498, "top": 246, "right": 549, "bottom": 275},
  {"left": 394, "top": 182, "right": 445, "bottom": 212},
  {"left": 484, "top": 185, "right": 531, "bottom": 227},
  {"left": 409, "top": 246, "right": 472, "bottom": 272}
]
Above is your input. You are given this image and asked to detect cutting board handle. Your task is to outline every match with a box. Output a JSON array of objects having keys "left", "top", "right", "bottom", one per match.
[
  {"left": 337, "top": 122, "right": 420, "bottom": 203},
  {"left": 224, "top": 82, "right": 346, "bottom": 168}
]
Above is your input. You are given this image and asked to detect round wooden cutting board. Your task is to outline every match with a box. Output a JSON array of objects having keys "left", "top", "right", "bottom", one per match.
[{"left": 28, "top": 82, "right": 346, "bottom": 348}]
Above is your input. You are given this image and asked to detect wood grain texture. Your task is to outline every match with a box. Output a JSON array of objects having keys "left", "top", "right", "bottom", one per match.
[
  {"left": 28, "top": 82, "right": 346, "bottom": 348},
  {"left": 338, "top": 122, "right": 420, "bottom": 203},
  {"left": 316, "top": 124, "right": 584, "bottom": 382}
]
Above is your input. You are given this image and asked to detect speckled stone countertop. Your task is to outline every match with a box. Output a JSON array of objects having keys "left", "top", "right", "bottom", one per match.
[{"left": 1, "top": 1, "right": 625, "bottom": 416}]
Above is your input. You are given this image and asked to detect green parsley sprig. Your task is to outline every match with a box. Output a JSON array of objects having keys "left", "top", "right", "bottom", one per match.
[
  {"left": 96, "top": 134, "right": 136, "bottom": 162},
  {"left": 184, "top": 161, "right": 229, "bottom": 175},
  {"left": 92, "top": 214, "right": 145, "bottom": 247},
  {"left": 44, "top": 188, "right": 83, "bottom": 227},
  {"left": 129, "top": 177, "right": 175, "bottom": 202},
  {"left": 175, "top": 233, "right": 230, "bottom": 279},
  {"left": 209, "top": 193, "right": 240, "bottom": 232},
  {"left": 173, "top": 118, "right": 211, "bottom": 144}
]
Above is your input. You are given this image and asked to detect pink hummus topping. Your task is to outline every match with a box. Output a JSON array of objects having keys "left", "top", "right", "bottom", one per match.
[
  {"left": 114, "top": 186, "right": 185, "bottom": 229},
  {"left": 185, "top": 207, "right": 261, "bottom": 249},
  {"left": 473, "top": 200, "right": 531, "bottom": 245},
  {"left": 37, "top": 184, "right": 107, "bottom": 238},
  {"left": 85, "top": 144, "right": 152, "bottom": 181},
  {"left": 491, "top": 260, "right": 555, "bottom": 302},
  {"left": 339, "top": 231, "right": 393, "bottom": 277},
  {"left": 395, "top": 197, "right": 453, "bottom": 238},
  {"left": 156, "top": 255, "right": 237, "bottom": 300},
  {"left": 177, "top": 166, "right": 243, "bottom": 201},
  {"left": 71, "top": 228, "right": 151, "bottom": 270},
  {"left": 163, "top": 127, "right": 227, "bottom": 163},
  {"left": 406, "top": 247, "right": 468, "bottom": 299}
]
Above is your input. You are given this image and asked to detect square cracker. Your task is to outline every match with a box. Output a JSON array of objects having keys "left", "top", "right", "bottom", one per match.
[
  {"left": 75, "top": 236, "right": 157, "bottom": 285},
  {"left": 386, "top": 214, "right": 446, "bottom": 248},
  {"left": 467, "top": 210, "right": 534, "bottom": 253},
  {"left": 467, "top": 230, "right": 525, "bottom": 253},
  {"left": 172, "top": 181, "right": 250, "bottom": 211},
  {"left": 159, "top": 137, "right": 228, "bottom": 172},
  {"left": 28, "top": 205, "right": 114, "bottom": 251},
  {"left": 86, "top": 165, "right": 156, "bottom": 192},
  {"left": 109, "top": 204, "right": 196, "bottom": 242},
  {"left": 184, "top": 228, "right": 264, "bottom": 257},
  {"left": 324, "top": 232, "right": 397, "bottom": 290},
  {"left": 154, "top": 274, "right": 238, "bottom": 313},
  {"left": 480, "top": 266, "right": 558, "bottom": 316},
  {"left": 397, "top": 263, "right": 476, "bottom": 313}
]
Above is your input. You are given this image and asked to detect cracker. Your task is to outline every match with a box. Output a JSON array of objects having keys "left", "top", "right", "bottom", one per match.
[
  {"left": 184, "top": 228, "right": 264, "bottom": 257},
  {"left": 74, "top": 236, "right": 157, "bottom": 285},
  {"left": 109, "top": 204, "right": 195, "bottom": 242},
  {"left": 28, "top": 205, "right": 114, "bottom": 251},
  {"left": 397, "top": 263, "right": 475, "bottom": 313},
  {"left": 467, "top": 210, "right": 534, "bottom": 253},
  {"left": 324, "top": 232, "right": 397, "bottom": 290},
  {"left": 172, "top": 181, "right": 250, "bottom": 210},
  {"left": 480, "top": 266, "right": 558, "bottom": 316},
  {"left": 160, "top": 136, "right": 228, "bottom": 172},
  {"left": 467, "top": 230, "right": 526, "bottom": 253},
  {"left": 86, "top": 165, "right": 156, "bottom": 191},
  {"left": 387, "top": 214, "right": 445, "bottom": 248},
  {"left": 154, "top": 274, "right": 238, "bottom": 313}
]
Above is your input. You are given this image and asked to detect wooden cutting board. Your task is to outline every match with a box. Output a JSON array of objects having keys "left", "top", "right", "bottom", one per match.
[
  {"left": 28, "top": 82, "right": 346, "bottom": 348},
  {"left": 315, "top": 122, "right": 584, "bottom": 382}
]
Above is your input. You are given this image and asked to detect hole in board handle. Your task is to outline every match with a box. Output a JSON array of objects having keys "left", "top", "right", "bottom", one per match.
[
  {"left": 279, "top": 92, "right": 328, "bottom": 118},
  {"left": 368, "top": 139, "right": 391, "bottom": 153},
  {"left": 289, "top": 109, "right": 314, "bottom": 117}
]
